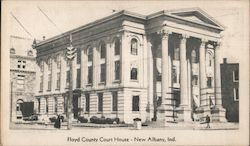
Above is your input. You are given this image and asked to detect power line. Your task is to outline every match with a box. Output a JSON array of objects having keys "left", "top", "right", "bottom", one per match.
[
  {"left": 10, "top": 12, "right": 34, "bottom": 38},
  {"left": 37, "top": 6, "right": 63, "bottom": 33}
]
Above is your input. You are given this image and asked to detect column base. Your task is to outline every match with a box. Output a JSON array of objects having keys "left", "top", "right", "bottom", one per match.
[
  {"left": 211, "top": 106, "right": 227, "bottom": 122},
  {"left": 195, "top": 106, "right": 211, "bottom": 122},
  {"left": 157, "top": 105, "right": 176, "bottom": 126},
  {"left": 175, "top": 106, "right": 192, "bottom": 122}
]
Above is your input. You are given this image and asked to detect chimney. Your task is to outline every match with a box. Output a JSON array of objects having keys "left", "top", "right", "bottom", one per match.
[{"left": 223, "top": 58, "right": 227, "bottom": 64}]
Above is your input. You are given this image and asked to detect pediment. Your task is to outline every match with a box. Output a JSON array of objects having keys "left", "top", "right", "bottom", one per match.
[{"left": 168, "top": 8, "right": 224, "bottom": 30}]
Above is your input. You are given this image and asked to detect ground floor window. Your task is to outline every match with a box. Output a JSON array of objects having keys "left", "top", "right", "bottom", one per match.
[
  {"left": 207, "top": 77, "right": 212, "bottom": 88},
  {"left": 63, "top": 96, "right": 67, "bottom": 113},
  {"left": 54, "top": 97, "right": 58, "bottom": 113},
  {"left": 112, "top": 91, "right": 118, "bottom": 111},
  {"left": 98, "top": 93, "right": 103, "bottom": 112},
  {"left": 85, "top": 94, "right": 90, "bottom": 112},
  {"left": 16, "top": 99, "right": 23, "bottom": 111},
  {"left": 132, "top": 96, "right": 140, "bottom": 111},
  {"left": 37, "top": 98, "right": 40, "bottom": 113},
  {"left": 45, "top": 98, "right": 49, "bottom": 113}
]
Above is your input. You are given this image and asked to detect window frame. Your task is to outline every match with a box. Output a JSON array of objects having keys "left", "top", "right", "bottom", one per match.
[
  {"left": 114, "top": 38, "right": 120, "bottom": 56},
  {"left": 234, "top": 88, "right": 239, "bottom": 101},
  {"left": 112, "top": 91, "right": 118, "bottom": 112},
  {"left": 132, "top": 95, "right": 140, "bottom": 111},
  {"left": 233, "top": 70, "right": 239, "bottom": 82},
  {"left": 130, "top": 38, "right": 138, "bottom": 55},
  {"left": 98, "top": 93, "right": 103, "bottom": 112},
  {"left": 130, "top": 68, "right": 138, "bottom": 80}
]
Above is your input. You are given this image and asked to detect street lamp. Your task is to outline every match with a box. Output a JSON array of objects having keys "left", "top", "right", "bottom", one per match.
[{"left": 66, "top": 34, "right": 76, "bottom": 130}]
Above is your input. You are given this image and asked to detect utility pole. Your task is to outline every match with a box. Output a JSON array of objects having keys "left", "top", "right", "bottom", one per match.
[{"left": 66, "top": 34, "right": 76, "bottom": 130}]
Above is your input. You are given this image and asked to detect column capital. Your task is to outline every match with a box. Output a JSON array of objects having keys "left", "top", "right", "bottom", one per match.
[
  {"left": 159, "top": 28, "right": 172, "bottom": 40},
  {"left": 200, "top": 38, "right": 208, "bottom": 46},
  {"left": 180, "top": 34, "right": 190, "bottom": 44}
]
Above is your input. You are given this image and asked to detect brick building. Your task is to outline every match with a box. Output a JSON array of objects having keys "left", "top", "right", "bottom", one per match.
[
  {"left": 10, "top": 35, "right": 36, "bottom": 121},
  {"left": 33, "top": 8, "right": 227, "bottom": 125}
]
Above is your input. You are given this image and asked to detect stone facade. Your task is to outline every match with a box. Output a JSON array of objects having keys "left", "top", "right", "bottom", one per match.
[
  {"left": 33, "top": 8, "right": 227, "bottom": 124},
  {"left": 10, "top": 36, "right": 36, "bottom": 121}
]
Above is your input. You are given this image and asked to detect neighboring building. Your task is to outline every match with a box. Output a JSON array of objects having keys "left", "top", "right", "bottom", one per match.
[
  {"left": 10, "top": 35, "right": 37, "bottom": 121},
  {"left": 221, "top": 58, "right": 239, "bottom": 122},
  {"left": 33, "top": 8, "right": 227, "bottom": 125}
]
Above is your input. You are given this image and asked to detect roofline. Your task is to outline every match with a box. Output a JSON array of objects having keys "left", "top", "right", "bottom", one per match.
[
  {"left": 35, "top": 8, "right": 224, "bottom": 47},
  {"left": 35, "top": 10, "right": 146, "bottom": 47}
]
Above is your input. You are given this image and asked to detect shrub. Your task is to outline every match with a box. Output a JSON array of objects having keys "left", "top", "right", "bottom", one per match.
[
  {"left": 49, "top": 117, "right": 57, "bottom": 123},
  {"left": 78, "top": 116, "right": 88, "bottom": 123},
  {"left": 114, "top": 118, "right": 120, "bottom": 124},
  {"left": 90, "top": 116, "right": 98, "bottom": 123}
]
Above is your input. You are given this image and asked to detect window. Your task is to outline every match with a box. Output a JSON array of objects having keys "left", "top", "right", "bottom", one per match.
[
  {"left": 114, "top": 38, "right": 120, "bottom": 55},
  {"left": 87, "top": 47, "right": 93, "bottom": 62},
  {"left": 157, "top": 96, "right": 162, "bottom": 107},
  {"left": 234, "top": 88, "right": 239, "bottom": 101},
  {"left": 10, "top": 48, "right": 15, "bottom": 54},
  {"left": 132, "top": 96, "right": 140, "bottom": 111},
  {"left": 40, "top": 75, "right": 43, "bottom": 91},
  {"left": 48, "top": 58, "right": 52, "bottom": 71},
  {"left": 100, "top": 64, "right": 106, "bottom": 83},
  {"left": 191, "top": 50, "right": 197, "bottom": 63},
  {"left": 192, "top": 75, "right": 198, "bottom": 86},
  {"left": 131, "top": 38, "right": 138, "bottom": 55},
  {"left": 207, "top": 77, "right": 212, "bottom": 88},
  {"left": 174, "top": 48, "right": 180, "bottom": 60},
  {"left": 100, "top": 43, "right": 106, "bottom": 59},
  {"left": 77, "top": 48, "right": 81, "bottom": 64},
  {"left": 66, "top": 70, "right": 70, "bottom": 88},
  {"left": 156, "top": 69, "right": 162, "bottom": 81},
  {"left": 112, "top": 91, "right": 118, "bottom": 111},
  {"left": 130, "top": 68, "right": 138, "bottom": 80},
  {"left": 233, "top": 69, "right": 239, "bottom": 82},
  {"left": 17, "top": 75, "right": 25, "bottom": 90},
  {"left": 37, "top": 98, "right": 41, "bottom": 113},
  {"left": 40, "top": 62, "right": 44, "bottom": 72},
  {"left": 85, "top": 94, "right": 90, "bottom": 112},
  {"left": 115, "top": 61, "right": 120, "bottom": 80},
  {"left": 56, "top": 55, "right": 61, "bottom": 69},
  {"left": 172, "top": 66, "right": 177, "bottom": 83},
  {"left": 56, "top": 72, "right": 60, "bottom": 89},
  {"left": 98, "top": 93, "right": 103, "bottom": 112},
  {"left": 209, "top": 55, "right": 213, "bottom": 67},
  {"left": 48, "top": 74, "right": 52, "bottom": 91},
  {"left": 64, "top": 96, "right": 67, "bottom": 113},
  {"left": 16, "top": 100, "right": 23, "bottom": 111},
  {"left": 45, "top": 98, "right": 48, "bottom": 113},
  {"left": 17, "top": 60, "right": 26, "bottom": 69},
  {"left": 76, "top": 68, "right": 81, "bottom": 88},
  {"left": 54, "top": 97, "right": 58, "bottom": 113},
  {"left": 88, "top": 66, "right": 93, "bottom": 84}
]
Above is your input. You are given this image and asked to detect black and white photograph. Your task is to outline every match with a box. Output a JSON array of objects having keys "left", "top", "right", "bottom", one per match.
[{"left": 1, "top": 1, "right": 249, "bottom": 146}]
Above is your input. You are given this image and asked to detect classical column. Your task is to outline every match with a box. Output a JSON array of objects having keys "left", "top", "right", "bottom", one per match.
[
  {"left": 199, "top": 38, "right": 207, "bottom": 107},
  {"left": 106, "top": 40, "right": 111, "bottom": 87},
  {"left": 80, "top": 48, "right": 86, "bottom": 89},
  {"left": 60, "top": 55, "right": 67, "bottom": 91},
  {"left": 72, "top": 55, "right": 77, "bottom": 89},
  {"left": 213, "top": 42, "right": 226, "bottom": 122},
  {"left": 158, "top": 27, "right": 175, "bottom": 124},
  {"left": 179, "top": 34, "right": 192, "bottom": 121},
  {"left": 51, "top": 57, "right": 57, "bottom": 91}
]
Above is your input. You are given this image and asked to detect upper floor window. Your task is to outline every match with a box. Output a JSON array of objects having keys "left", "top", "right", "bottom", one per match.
[
  {"left": 208, "top": 54, "right": 213, "bottom": 67},
  {"left": 48, "top": 74, "right": 52, "bottom": 91},
  {"left": 192, "top": 75, "right": 198, "bottom": 86},
  {"left": 100, "top": 64, "right": 106, "bottom": 83},
  {"left": 66, "top": 70, "right": 70, "bottom": 88},
  {"left": 131, "top": 38, "right": 138, "bottom": 55},
  {"left": 114, "top": 38, "right": 120, "bottom": 55},
  {"left": 17, "top": 60, "right": 26, "bottom": 69},
  {"left": 114, "top": 61, "right": 120, "bottom": 80},
  {"left": 56, "top": 55, "right": 61, "bottom": 69},
  {"left": 10, "top": 48, "right": 15, "bottom": 54},
  {"left": 174, "top": 47, "right": 180, "bottom": 60},
  {"left": 48, "top": 58, "right": 52, "bottom": 71},
  {"left": 234, "top": 88, "right": 239, "bottom": 101},
  {"left": 130, "top": 68, "right": 138, "bottom": 80},
  {"left": 191, "top": 50, "right": 198, "bottom": 63},
  {"left": 87, "top": 47, "right": 93, "bottom": 62},
  {"left": 76, "top": 68, "right": 81, "bottom": 88},
  {"left": 172, "top": 66, "right": 177, "bottom": 83},
  {"left": 88, "top": 66, "right": 93, "bottom": 84},
  {"left": 56, "top": 72, "right": 60, "bottom": 90},
  {"left": 40, "top": 75, "right": 43, "bottom": 91},
  {"left": 40, "top": 62, "right": 44, "bottom": 72},
  {"left": 207, "top": 77, "right": 212, "bottom": 88},
  {"left": 100, "top": 43, "right": 106, "bottom": 59},
  {"left": 17, "top": 75, "right": 25, "bottom": 90},
  {"left": 77, "top": 48, "right": 81, "bottom": 64},
  {"left": 233, "top": 69, "right": 239, "bottom": 82}
]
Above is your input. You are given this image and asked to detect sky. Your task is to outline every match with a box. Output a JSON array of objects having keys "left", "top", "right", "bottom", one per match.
[{"left": 4, "top": 1, "right": 248, "bottom": 63}]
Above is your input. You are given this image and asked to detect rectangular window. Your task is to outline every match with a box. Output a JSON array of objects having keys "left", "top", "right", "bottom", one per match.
[
  {"left": 156, "top": 69, "right": 162, "bottom": 82},
  {"left": 46, "top": 98, "right": 48, "bottom": 113},
  {"left": 85, "top": 94, "right": 90, "bottom": 112},
  {"left": 172, "top": 67, "right": 177, "bottom": 83},
  {"left": 17, "top": 60, "right": 21, "bottom": 68},
  {"left": 48, "top": 74, "right": 52, "bottom": 91},
  {"left": 17, "top": 75, "right": 25, "bottom": 90},
  {"left": 88, "top": 48, "right": 93, "bottom": 62},
  {"left": 233, "top": 69, "right": 239, "bottom": 82},
  {"left": 207, "top": 77, "right": 212, "bottom": 88},
  {"left": 98, "top": 93, "right": 103, "bottom": 112},
  {"left": 37, "top": 98, "right": 41, "bottom": 113},
  {"left": 64, "top": 96, "right": 67, "bottom": 113},
  {"left": 77, "top": 49, "right": 81, "bottom": 64},
  {"left": 101, "top": 46, "right": 106, "bottom": 59},
  {"left": 40, "top": 75, "right": 43, "bottom": 91},
  {"left": 115, "top": 61, "right": 120, "bottom": 80},
  {"left": 76, "top": 68, "right": 81, "bottom": 88},
  {"left": 132, "top": 96, "right": 140, "bottom": 111},
  {"left": 234, "top": 88, "right": 239, "bottom": 101},
  {"left": 22, "top": 61, "right": 26, "bottom": 69},
  {"left": 40, "top": 62, "right": 44, "bottom": 72},
  {"left": 54, "top": 98, "right": 58, "bottom": 113},
  {"left": 88, "top": 66, "right": 93, "bottom": 84},
  {"left": 56, "top": 55, "right": 61, "bottom": 69},
  {"left": 17, "top": 60, "right": 26, "bottom": 69},
  {"left": 100, "top": 64, "right": 106, "bottom": 83},
  {"left": 192, "top": 75, "right": 198, "bottom": 86},
  {"left": 112, "top": 91, "right": 118, "bottom": 111},
  {"left": 56, "top": 72, "right": 60, "bottom": 89},
  {"left": 157, "top": 96, "right": 162, "bottom": 107},
  {"left": 130, "top": 68, "right": 138, "bottom": 80},
  {"left": 66, "top": 70, "right": 70, "bottom": 88}
]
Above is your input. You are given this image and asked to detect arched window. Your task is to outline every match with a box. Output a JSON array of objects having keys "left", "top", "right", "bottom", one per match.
[
  {"left": 130, "top": 68, "right": 138, "bottom": 80},
  {"left": 191, "top": 50, "right": 197, "bottom": 63},
  {"left": 100, "top": 42, "right": 106, "bottom": 59},
  {"left": 16, "top": 99, "right": 24, "bottom": 111},
  {"left": 174, "top": 47, "right": 180, "bottom": 60},
  {"left": 87, "top": 47, "right": 93, "bottom": 62},
  {"left": 114, "top": 38, "right": 120, "bottom": 55},
  {"left": 27, "top": 50, "right": 33, "bottom": 56},
  {"left": 131, "top": 38, "right": 138, "bottom": 55},
  {"left": 10, "top": 48, "right": 15, "bottom": 54}
]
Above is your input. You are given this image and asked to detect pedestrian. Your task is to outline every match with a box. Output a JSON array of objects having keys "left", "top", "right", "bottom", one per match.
[
  {"left": 57, "top": 114, "right": 61, "bottom": 129},
  {"left": 205, "top": 115, "right": 211, "bottom": 128}
]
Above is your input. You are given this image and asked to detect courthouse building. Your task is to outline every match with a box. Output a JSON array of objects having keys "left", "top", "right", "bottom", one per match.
[
  {"left": 10, "top": 36, "right": 36, "bottom": 121},
  {"left": 33, "top": 8, "right": 227, "bottom": 124}
]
